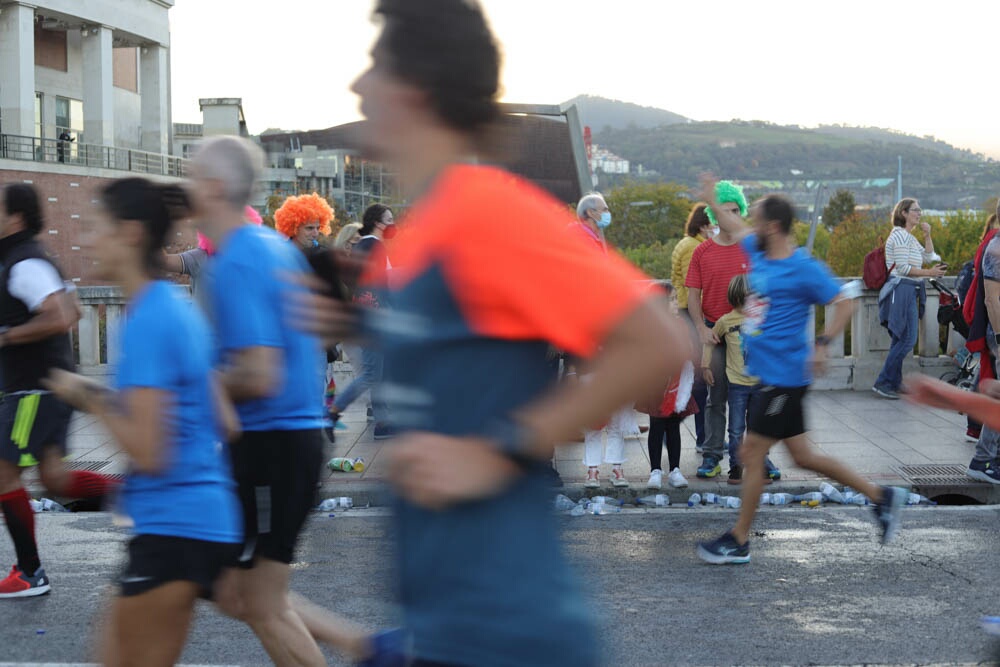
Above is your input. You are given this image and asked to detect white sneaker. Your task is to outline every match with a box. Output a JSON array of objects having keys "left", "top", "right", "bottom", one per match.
[
  {"left": 611, "top": 466, "right": 630, "bottom": 488},
  {"left": 668, "top": 467, "right": 688, "bottom": 488},
  {"left": 647, "top": 469, "right": 663, "bottom": 489},
  {"left": 584, "top": 468, "right": 600, "bottom": 489}
]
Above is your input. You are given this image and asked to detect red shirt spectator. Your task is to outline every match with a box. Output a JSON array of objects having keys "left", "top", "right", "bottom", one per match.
[{"left": 685, "top": 240, "right": 749, "bottom": 323}]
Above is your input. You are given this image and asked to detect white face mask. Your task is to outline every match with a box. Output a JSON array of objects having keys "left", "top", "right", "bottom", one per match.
[{"left": 705, "top": 226, "right": 718, "bottom": 238}]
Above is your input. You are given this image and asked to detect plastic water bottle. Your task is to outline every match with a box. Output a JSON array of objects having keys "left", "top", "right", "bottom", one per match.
[
  {"left": 703, "top": 493, "right": 720, "bottom": 505},
  {"left": 554, "top": 494, "right": 576, "bottom": 511},
  {"left": 352, "top": 457, "right": 366, "bottom": 473},
  {"left": 795, "top": 492, "right": 824, "bottom": 503},
  {"left": 819, "top": 482, "right": 845, "bottom": 504},
  {"left": 687, "top": 493, "right": 702, "bottom": 507},
  {"left": 718, "top": 496, "right": 742, "bottom": 509},
  {"left": 907, "top": 493, "right": 937, "bottom": 506},
  {"left": 769, "top": 493, "right": 794, "bottom": 505},
  {"left": 29, "top": 499, "right": 43, "bottom": 513},
  {"left": 759, "top": 493, "right": 772, "bottom": 506},
  {"left": 40, "top": 498, "right": 67, "bottom": 512},
  {"left": 318, "top": 498, "right": 339, "bottom": 512},
  {"left": 327, "top": 457, "right": 354, "bottom": 472},
  {"left": 844, "top": 491, "right": 870, "bottom": 505},
  {"left": 590, "top": 496, "right": 622, "bottom": 514},
  {"left": 569, "top": 504, "right": 587, "bottom": 517},
  {"left": 636, "top": 494, "right": 670, "bottom": 507}
]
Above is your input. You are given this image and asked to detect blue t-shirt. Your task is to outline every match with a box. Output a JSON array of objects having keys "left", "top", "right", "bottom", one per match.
[
  {"left": 204, "top": 225, "right": 324, "bottom": 431},
  {"left": 116, "top": 280, "right": 241, "bottom": 543},
  {"left": 740, "top": 234, "right": 842, "bottom": 387}
]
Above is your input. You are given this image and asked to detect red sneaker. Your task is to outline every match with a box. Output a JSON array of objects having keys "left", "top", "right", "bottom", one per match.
[{"left": 0, "top": 565, "right": 51, "bottom": 598}]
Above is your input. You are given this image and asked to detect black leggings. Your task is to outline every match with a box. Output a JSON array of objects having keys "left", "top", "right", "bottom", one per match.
[{"left": 648, "top": 415, "right": 683, "bottom": 472}]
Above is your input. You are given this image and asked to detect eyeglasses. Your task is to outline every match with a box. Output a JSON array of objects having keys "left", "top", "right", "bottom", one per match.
[{"left": 909, "top": 208, "right": 922, "bottom": 214}]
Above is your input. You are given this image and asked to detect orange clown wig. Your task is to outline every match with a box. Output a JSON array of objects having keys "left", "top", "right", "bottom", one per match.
[{"left": 274, "top": 193, "right": 334, "bottom": 239}]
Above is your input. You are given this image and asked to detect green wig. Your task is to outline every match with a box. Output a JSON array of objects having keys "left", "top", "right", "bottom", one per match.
[{"left": 705, "top": 180, "right": 748, "bottom": 225}]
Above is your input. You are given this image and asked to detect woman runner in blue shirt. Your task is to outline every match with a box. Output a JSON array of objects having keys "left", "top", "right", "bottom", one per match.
[{"left": 44, "top": 177, "right": 242, "bottom": 667}]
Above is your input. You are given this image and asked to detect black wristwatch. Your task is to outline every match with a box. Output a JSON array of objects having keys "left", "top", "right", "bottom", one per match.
[
  {"left": 815, "top": 335, "right": 831, "bottom": 347},
  {"left": 993, "top": 333, "right": 1000, "bottom": 346}
]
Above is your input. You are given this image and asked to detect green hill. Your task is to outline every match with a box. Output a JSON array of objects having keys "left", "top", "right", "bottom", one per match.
[
  {"left": 565, "top": 94, "right": 689, "bottom": 131},
  {"left": 594, "top": 119, "right": 1000, "bottom": 210}
]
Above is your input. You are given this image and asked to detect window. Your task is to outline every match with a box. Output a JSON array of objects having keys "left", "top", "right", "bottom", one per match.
[
  {"left": 34, "top": 93, "right": 42, "bottom": 138},
  {"left": 55, "top": 97, "right": 84, "bottom": 141}
]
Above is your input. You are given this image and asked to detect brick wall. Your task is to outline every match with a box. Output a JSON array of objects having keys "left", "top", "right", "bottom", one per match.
[{"left": 1, "top": 168, "right": 196, "bottom": 285}]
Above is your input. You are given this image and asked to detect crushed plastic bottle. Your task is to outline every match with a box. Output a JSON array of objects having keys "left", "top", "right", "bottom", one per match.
[
  {"left": 553, "top": 494, "right": 576, "bottom": 511},
  {"left": 686, "top": 493, "right": 702, "bottom": 507},
  {"left": 317, "top": 497, "right": 353, "bottom": 511},
  {"left": 906, "top": 493, "right": 937, "bottom": 506},
  {"left": 589, "top": 496, "right": 623, "bottom": 514},
  {"left": 569, "top": 504, "right": 587, "bottom": 517},
  {"left": 769, "top": 493, "right": 794, "bottom": 505},
  {"left": 819, "top": 482, "right": 845, "bottom": 504},
  {"left": 33, "top": 498, "right": 67, "bottom": 512},
  {"left": 352, "top": 457, "right": 366, "bottom": 473},
  {"left": 794, "top": 492, "right": 824, "bottom": 504},
  {"left": 843, "top": 491, "right": 871, "bottom": 506},
  {"left": 327, "top": 457, "right": 354, "bottom": 472},
  {"left": 759, "top": 493, "right": 772, "bottom": 506},
  {"left": 703, "top": 493, "right": 741, "bottom": 508},
  {"left": 636, "top": 494, "right": 670, "bottom": 507},
  {"left": 29, "top": 499, "right": 43, "bottom": 513}
]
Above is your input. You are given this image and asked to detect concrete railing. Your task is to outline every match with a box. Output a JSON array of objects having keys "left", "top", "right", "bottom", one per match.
[{"left": 74, "top": 279, "right": 965, "bottom": 389}]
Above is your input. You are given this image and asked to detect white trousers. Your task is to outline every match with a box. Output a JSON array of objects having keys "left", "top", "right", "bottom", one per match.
[{"left": 583, "top": 405, "right": 636, "bottom": 467}]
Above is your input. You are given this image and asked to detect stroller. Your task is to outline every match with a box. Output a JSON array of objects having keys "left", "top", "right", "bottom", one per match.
[{"left": 930, "top": 278, "right": 977, "bottom": 390}]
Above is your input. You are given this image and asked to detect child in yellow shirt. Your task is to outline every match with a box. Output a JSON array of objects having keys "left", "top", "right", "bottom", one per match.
[{"left": 703, "top": 274, "right": 781, "bottom": 484}]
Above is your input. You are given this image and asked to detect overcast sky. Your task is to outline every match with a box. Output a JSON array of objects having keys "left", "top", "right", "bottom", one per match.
[{"left": 169, "top": 0, "right": 1000, "bottom": 158}]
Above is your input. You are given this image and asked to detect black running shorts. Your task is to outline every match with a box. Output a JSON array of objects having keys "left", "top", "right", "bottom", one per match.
[
  {"left": 0, "top": 392, "right": 72, "bottom": 467},
  {"left": 228, "top": 429, "right": 323, "bottom": 567},
  {"left": 746, "top": 385, "right": 809, "bottom": 441},
  {"left": 118, "top": 534, "right": 240, "bottom": 598}
]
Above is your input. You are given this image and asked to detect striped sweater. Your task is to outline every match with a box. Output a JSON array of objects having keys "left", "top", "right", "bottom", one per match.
[{"left": 885, "top": 226, "right": 938, "bottom": 277}]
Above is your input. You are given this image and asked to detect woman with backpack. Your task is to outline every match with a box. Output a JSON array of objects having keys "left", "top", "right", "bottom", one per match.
[{"left": 873, "top": 198, "right": 947, "bottom": 399}]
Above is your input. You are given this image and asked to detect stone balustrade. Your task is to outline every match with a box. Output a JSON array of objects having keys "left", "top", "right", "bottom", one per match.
[{"left": 74, "top": 279, "right": 966, "bottom": 389}]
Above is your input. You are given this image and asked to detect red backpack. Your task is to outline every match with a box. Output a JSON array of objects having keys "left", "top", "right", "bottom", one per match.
[{"left": 863, "top": 236, "right": 895, "bottom": 290}]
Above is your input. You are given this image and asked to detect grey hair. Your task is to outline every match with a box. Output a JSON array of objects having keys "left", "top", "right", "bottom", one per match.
[
  {"left": 576, "top": 192, "right": 606, "bottom": 220},
  {"left": 333, "top": 222, "right": 363, "bottom": 250},
  {"left": 193, "top": 136, "right": 263, "bottom": 209}
]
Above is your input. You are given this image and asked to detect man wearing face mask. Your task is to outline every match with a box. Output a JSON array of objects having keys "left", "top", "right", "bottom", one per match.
[
  {"left": 572, "top": 192, "right": 612, "bottom": 252},
  {"left": 686, "top": 181, "right": 782, "bottom": 483}
]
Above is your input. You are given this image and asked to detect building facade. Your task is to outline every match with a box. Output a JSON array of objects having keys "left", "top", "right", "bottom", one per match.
[{"left": 0, "top": 0, "right": 180, "bottom": 284}]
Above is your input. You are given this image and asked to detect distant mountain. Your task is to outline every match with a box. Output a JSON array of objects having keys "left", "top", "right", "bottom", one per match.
[
  {"left": 564, "top": 95, "right": 689, "bottom": 132},
  {"left": 593, "top": 119, "right": 1000, "bottom": 210}
]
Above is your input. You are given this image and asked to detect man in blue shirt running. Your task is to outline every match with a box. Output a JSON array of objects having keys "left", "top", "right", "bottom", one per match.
[{"left": 695, "top": 174, "right": 908, "bottom": 565}]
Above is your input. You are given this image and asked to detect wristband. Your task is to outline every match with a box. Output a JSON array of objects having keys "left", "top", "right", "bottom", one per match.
[{"left": 815, "top": 335, "right": 831, "bottom": 347}]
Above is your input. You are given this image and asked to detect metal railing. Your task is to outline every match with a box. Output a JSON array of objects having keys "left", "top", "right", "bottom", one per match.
[{"left": 0, "top": 133, "right": 188, "bottom": 177}]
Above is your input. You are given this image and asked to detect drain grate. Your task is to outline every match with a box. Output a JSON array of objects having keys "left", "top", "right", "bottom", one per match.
[
  {"left": 64, "top": 460, "right": 111, "bottom": 472},
  {"left": 897, "top": 464, "right": 996, "bottom": 504}
]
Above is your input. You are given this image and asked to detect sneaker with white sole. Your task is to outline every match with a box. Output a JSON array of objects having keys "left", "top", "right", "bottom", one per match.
[
  {"left": 667, "top": 467, "right": 688, "bottom": 488},
  {"left": 0, "top": 565, "right": 51, "bottom": 598},
  {"left": 611, "top": 466, "right": 630, "bottom": 488},
  {"left": 697, "top": 532, "right": 750, "bottom": 565},
  {"left": 967, "top": 459, "right": 1000, "bottom": 484},
  {"left": 647, "top": 469, "right": 663, "bottom": 489},
  {"left": 584, "top": 468, "right": 600, "bottom": 489}
]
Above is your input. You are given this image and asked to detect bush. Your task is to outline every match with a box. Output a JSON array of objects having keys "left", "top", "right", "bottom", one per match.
[{"left": 619, "top": 240, "right": 678, "bottom": 279}]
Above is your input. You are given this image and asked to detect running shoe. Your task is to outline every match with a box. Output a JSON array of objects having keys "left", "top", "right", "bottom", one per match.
[
  {"left": 696, "top": 532, "right": 750, "bottom": 565},
  {"left": 873, "top": 486, "right": 907, "bottom": 544},
  {"left": 696, "top": 456, "right": 721, "bottom": 478},
  {"left": 610, "top": 466, "right": 630, "bottom": 488},
  {"left": 584, "top": 468, "right": 600, "bottom": 489},
  {"left": 667, "top": 467, "right": 688, "bottom": 488},
  {"left": 872, "top": 385, "right": 900, "bottom": 400},
  {"left": 647, "top": 469, "right": 663, "bottom": 489},
  {"left": 0, "top": 565, "right": 51, "bottom": 598},
  {"left": 358, "top": 627, "right": 410, "bottom": 667},
  {"left": 967, "top": 459, "right": 1000, "bottom": 484},
  {"left": 764, "top": 458, "right": 782, "bottom": 481}
]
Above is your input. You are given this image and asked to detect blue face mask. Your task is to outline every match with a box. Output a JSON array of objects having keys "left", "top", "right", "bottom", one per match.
[{"left": 596, "top": 211, "right": 612, "bottom": 229}]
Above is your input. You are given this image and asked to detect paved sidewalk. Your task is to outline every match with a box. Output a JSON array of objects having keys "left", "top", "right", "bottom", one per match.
[{"left": 37, "top": 371, "right": 999, "bottom": 506}]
